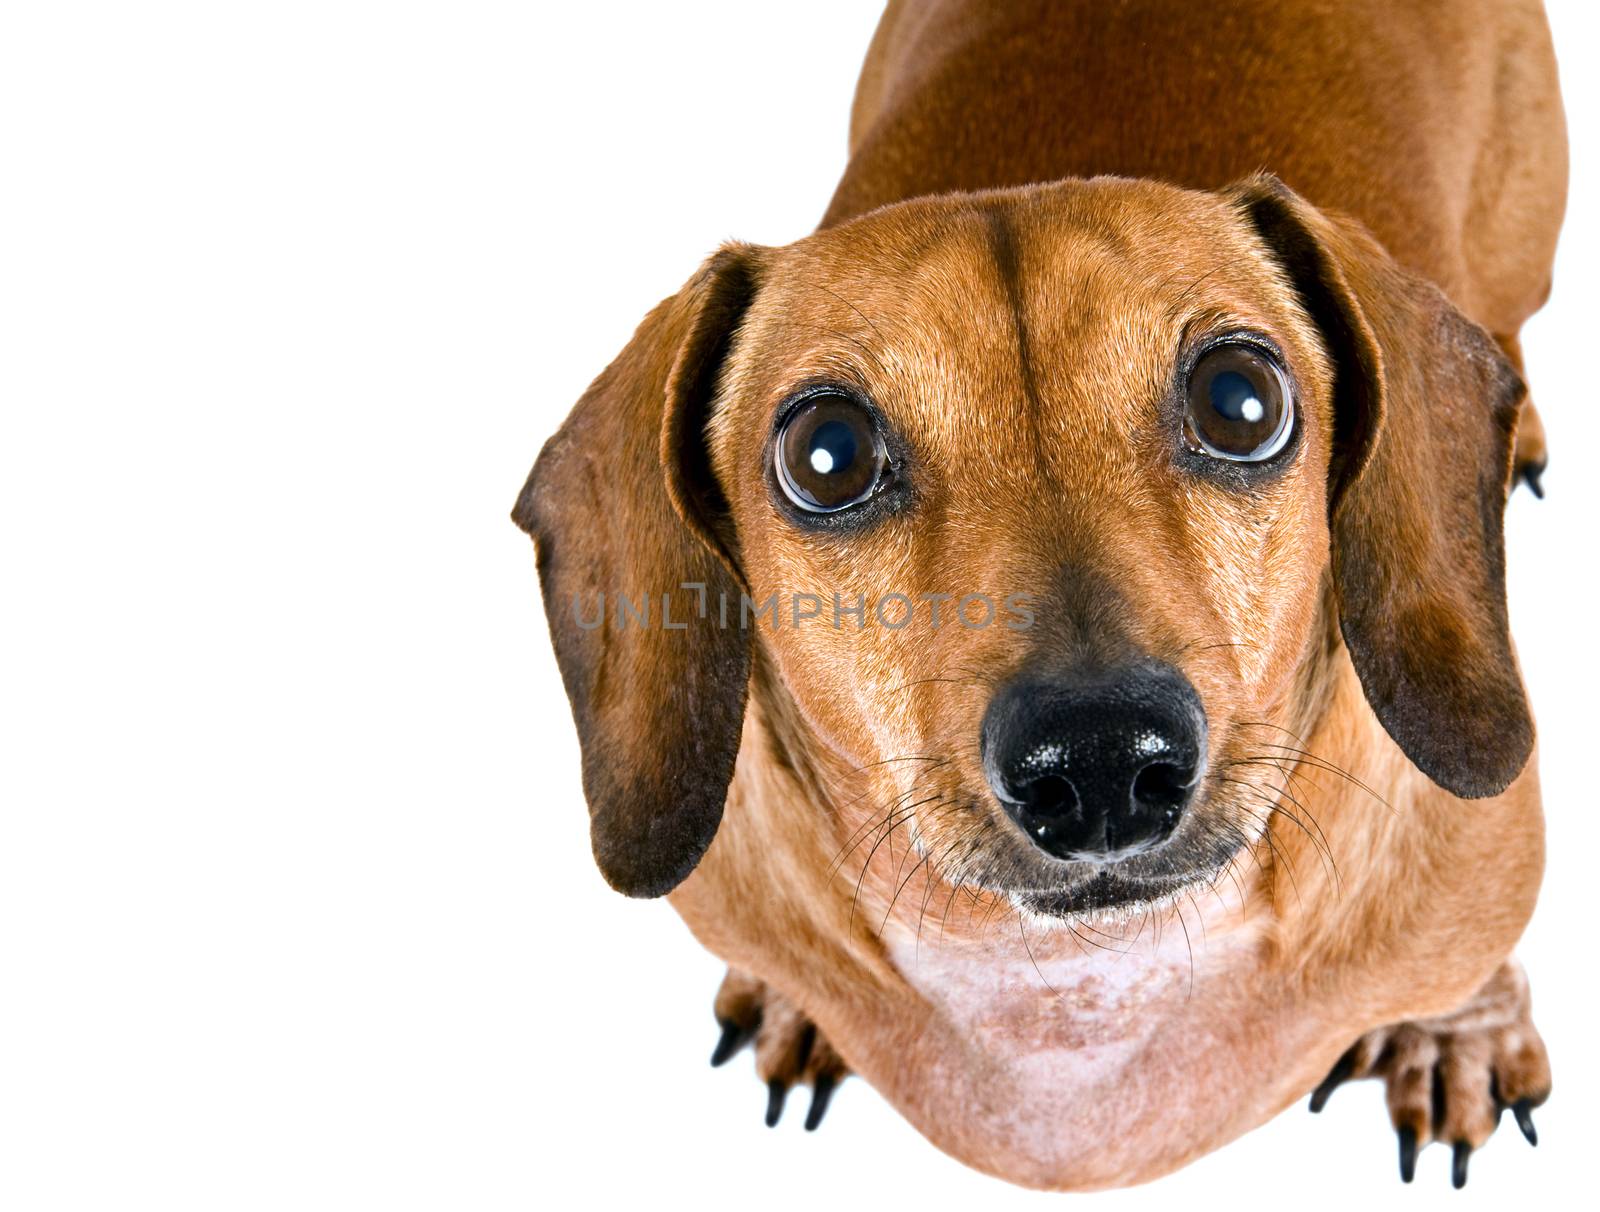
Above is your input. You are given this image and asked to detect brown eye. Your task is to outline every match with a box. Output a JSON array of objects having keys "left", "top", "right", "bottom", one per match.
[
  {"left": 775, "top": 393, "right": 888, "bottom": 513},
  {"left": 1183, "top": 343, "right": 1294, "bottom": 462}
]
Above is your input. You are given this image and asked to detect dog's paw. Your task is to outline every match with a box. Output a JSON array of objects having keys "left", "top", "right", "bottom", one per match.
[
  {"left": 1513, "top": 397, "right": 1548, "bottom": 497},
  {"left": 1309, "top": 960, "right": 1550, "bottom": 1188},
  {"left": 709, "top": 967, "right": 850, "bottom": 1130}
]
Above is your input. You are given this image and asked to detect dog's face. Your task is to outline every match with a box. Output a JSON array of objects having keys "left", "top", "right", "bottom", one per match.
[
  {"left": 517, "top": 177, "right": 1531, "bottom": 910},
  {"left": 707, "top": 181, "right": 1335, "bottom": 915}
]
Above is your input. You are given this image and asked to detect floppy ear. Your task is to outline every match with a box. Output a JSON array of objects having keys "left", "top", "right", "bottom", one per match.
[
  {"left": 1233, "top": 176, "right": 1532, "bottom": 798},
  {"left": 513, "top": 246, "right": 763, "bottom": 895}
]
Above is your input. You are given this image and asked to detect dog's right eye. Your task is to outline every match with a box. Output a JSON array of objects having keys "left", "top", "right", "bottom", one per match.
[
  {"left": 775, "top": 393, "right": 889, "bottom": 513},
  {"left": 1182, "top": 341, "right": 1294, "bottom": 463}
]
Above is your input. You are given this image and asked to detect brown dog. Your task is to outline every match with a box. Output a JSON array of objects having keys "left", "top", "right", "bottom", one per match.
[{"left": 515, "top": 0, "right": 1566, "bottom": 1191}]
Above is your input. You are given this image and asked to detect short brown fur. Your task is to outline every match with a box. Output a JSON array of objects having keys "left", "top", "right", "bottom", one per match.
[{"left": 518, "top": 0, "right": 1565, "bottom": 1190}]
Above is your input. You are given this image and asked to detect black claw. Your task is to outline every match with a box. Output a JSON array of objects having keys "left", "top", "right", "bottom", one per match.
[
  {"left": 711, "top": 1018, "right": 751, "bottom": 1067},
  {"left": 1512, "top": 1099, "right": 1538, "bottom": 1146},
  {"left": 1310, "top": 1046, "right": 1358, "bottom": 1113},
  {"left": 804, "top": 1072, "right": 837, "bottom": 1131},
  {"left": 1520, "top": 462, "right": 1547, "bottom": 498},
  {"left": 764, "top": 1079, "right": 788, "bottom": 1127},
  {"left": 1398, "top": 1125, "right": 1418, "bottom": 1184},
  {"left": 1452, "top": 1140, "right": 1472, "bottom": 1189}
]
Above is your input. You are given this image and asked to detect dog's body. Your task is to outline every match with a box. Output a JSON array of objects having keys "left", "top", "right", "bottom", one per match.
[{"left": 520, "top": 0, "right": 1566, "bottom": 1190}]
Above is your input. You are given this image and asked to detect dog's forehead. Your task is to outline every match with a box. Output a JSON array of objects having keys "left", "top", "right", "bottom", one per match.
[{"left": 742, "top": 180, "right": 1305, "bottom": 448}]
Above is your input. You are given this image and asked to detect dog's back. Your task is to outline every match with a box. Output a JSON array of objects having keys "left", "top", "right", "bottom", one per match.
[{"left": 830, "top": 0, "right": 1564, "bottom": 342}]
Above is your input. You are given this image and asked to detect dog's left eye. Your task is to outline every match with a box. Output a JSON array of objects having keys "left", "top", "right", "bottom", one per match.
[
  {"left": 775, "top": 394, "right": 889, "bottom": 513},
  {"left": 1183, "top": 343, "right": 1294, "bottom": 463}
]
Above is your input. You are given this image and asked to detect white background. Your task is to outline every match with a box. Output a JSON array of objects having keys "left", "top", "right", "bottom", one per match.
[{"left": 2, "top": 2, "right": 1595, "bottom": 1208}]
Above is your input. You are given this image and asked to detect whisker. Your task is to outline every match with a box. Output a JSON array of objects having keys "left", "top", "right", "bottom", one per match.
[
  {"left": 1171, "top": 263, "right": 1231, "bottom": 308},
  {"left": 881, "top": 851, "right": 931, "bottom": 937},
  {"left": 843, "top": 753, "right": 948, "bottom": 776},
  {"left": 1236, "top": 802, "right": 1306, "bottom": 909},
  {"left": 915, "top": 830, "right": 968, "bottom": 962},
  {"left": 1232, "top": 723, "right": 1394, "bottom": 812},
  {"left": 788, "top": 321, "right": 891, "bottom": 377},
  {"left": 1073, "top": 918, "right": 1141, "bottom": 952},
  {"left": 823, "top": 756, "right": 951, "bottom": 817},
  {"left": 826, "top": 771, "right": 946, "bottom": 886},
  {"left": 1217, "top": 774, "right": 1337, "bottom": 879},
  {"left": 825, "top": 788, "right": 915, "bottom": 882},
  {"left": 815, "top": 283, "right": 888, "bottom": 344},
  {"left": 1223, "top": 762, "right": 1342, "bottom": 886},
  {"left": 1017, "top": 910, "right": 1069, "bottom": 1001},
  {"left": 848, "top": 794, "right": 941, "bottom": 941},
  {"left": 885, "top": 675, "right": 986, "bottom": 695},
  {"left": 1173, "top": 897, "right": 1195, "bottom": 998}
]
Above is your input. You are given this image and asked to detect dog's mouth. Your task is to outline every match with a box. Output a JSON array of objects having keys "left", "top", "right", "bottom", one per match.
[
  {"left": 925, "top": 787, "right": 1250, "bottom": 921},
  {"left": 1011, "top": 866, "right": 1225, "bottom": 919}
]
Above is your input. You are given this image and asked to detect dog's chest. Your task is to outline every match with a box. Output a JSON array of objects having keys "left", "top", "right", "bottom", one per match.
[{"left": 878, "top": 913, "right": 1292, "bottom": 1185}]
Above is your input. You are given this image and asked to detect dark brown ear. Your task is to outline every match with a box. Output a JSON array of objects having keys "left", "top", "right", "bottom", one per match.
[
  {"left": 513, "top": 246, "right": 763, "bottom": 895},
  {"left": 1233, "top": 176, "right": 1532, "bottom": 798}
]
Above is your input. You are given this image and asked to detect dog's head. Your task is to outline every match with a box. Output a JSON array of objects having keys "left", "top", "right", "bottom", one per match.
[{"left": 516, "top": 176, "right": 1531, "bottom": 913}]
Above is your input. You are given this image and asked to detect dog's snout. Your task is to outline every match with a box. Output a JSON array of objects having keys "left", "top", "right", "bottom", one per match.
[{"left": 981, "top": 662, "right": 1207, "bottom": 863}]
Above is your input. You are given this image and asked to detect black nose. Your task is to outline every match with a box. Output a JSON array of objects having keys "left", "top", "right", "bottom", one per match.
[{"left": 981, "top": 662, "right": 1206, "bottom": 862}]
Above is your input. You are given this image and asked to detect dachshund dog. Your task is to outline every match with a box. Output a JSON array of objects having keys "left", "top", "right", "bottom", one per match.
[{"left": 515, "top": 0, "right": 1566, "bottom": 1191}]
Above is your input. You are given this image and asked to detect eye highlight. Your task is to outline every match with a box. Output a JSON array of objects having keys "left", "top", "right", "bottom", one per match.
[
  {"left": 774, "top": 392, "right": 889, "bottom": 514},
  {"left": 1183, "top": 342, "right": 1294, "bottom": 463}
]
